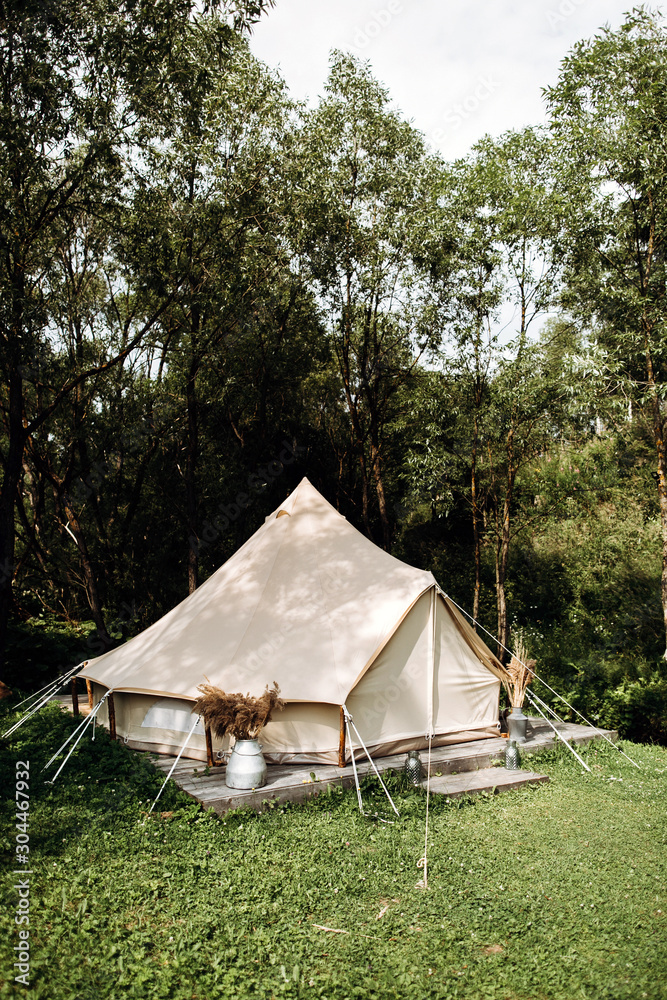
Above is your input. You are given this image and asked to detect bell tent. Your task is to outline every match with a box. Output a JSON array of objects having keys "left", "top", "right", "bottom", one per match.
[{"left": 80, "top": 478, "right": 506, "bottom": 764}]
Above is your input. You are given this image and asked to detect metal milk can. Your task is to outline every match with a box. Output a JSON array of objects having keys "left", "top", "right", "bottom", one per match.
[
  {"left": 225, "top": 739, "right": 267, "bottom": 789},
  {"left": 507, "top": 706, "right": 528, "bottom": 743}
]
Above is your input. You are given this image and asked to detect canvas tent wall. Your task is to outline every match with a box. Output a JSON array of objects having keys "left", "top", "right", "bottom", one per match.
[{"left": 80, "top": 478, "right": 506, "bottom": 764}]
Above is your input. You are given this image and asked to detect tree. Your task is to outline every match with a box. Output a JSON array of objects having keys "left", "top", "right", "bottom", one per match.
[
  {"left": 129, "top": 30, "right": 293, "bottom": 592},
  {"left": 0, "top": 0, "right": 275, "bottom": 672},
  {"left": 483, "top": 338, "right": 571, "bottom": 658},
  {"left": 430, "top": 155, "right": 504, "bottom": 622},
  {"left": 423, "top": 129, "right": 570, "bottom": 655},
  {"left": 546, "top": 7, "right": 667, "bottom": 656},
  {"left": 290, "top": 51, "right": 440, "bottom": 549}
]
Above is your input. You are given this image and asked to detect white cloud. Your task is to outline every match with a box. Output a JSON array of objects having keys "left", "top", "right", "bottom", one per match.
[{"left": 250, "top": 0, "right": 637, "bottom": 158}]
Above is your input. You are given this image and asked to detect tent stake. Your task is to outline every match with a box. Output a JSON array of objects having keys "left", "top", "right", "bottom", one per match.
[
  {"left": 71, "top": 678, "right": 79, "bottom": 717},
  {"left": 338, "top": 706, "right": 346, "bottom": 768},
  {"left": 107, "top": 692, "right": 116, "bottom": 741}
]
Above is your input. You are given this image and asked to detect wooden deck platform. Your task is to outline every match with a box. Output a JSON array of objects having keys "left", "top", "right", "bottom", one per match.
[{"left": 146, "top": 719, "right": 616, "bottom": 815}]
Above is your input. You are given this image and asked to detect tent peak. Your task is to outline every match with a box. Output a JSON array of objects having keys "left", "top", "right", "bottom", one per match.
[{"left": 271, "top": 477, "right": 346, "bottom": 521}]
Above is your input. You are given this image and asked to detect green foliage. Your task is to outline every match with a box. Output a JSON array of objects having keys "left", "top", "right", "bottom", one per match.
[
  {"left": 601, "top": 675, "right": 667, "bottom": 745},
  {"left": 502, "top": 430, "right": 667, "bottom": 741},
  {"left": 1, "top": 710, "right": 667, "bottom": 998},
  {"left": 3, "top": 618, "right": 97, "bottom": 694},
  {"left": 287, "top": 50, "right": 443, "bottom": 546},
  {"left": 544, "top": 7, "right": 667, "bottom": 655}
]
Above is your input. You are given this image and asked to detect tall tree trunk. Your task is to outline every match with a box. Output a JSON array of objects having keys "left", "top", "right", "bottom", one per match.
[
  {"left": 0, "top": 368, "right": 26, "bottom": 674},
  {"left": 495, "top": 426, "right": 517, "bottom": 662},
  {"left": 471, "top": 410, "right": 482, "bottom": 625},
  {"left": 184, "top": 164, "right": 201, "bottom": 595},
  {"left": 495, "top": 512, "right": 511, "bottom": 663},
  {"left": 470, "top": 307, "right": 488, "bottom": 630},
  {"left": 654, "top": 433, "right": 667, "bottom": 660},
  {"left": 185, "top": 356, "right": 200, "bottom": 594},
  {"left": 369, "top": 438, "right": 391, "bottom": 551},
  {"left": 340, "top": 292, "right": 374, "bottom": 541},
  {"left": 59, "top": 490, "right": 111, "bottom": 646},
  {"left": 358, "top": 448, "right": 373, "bottom": 541},
  {"left": 645, "top": 324, "right": 667, "bottom": 658},
  {"left": 27, "top": 435, "right": 112, "bottom": 646}
]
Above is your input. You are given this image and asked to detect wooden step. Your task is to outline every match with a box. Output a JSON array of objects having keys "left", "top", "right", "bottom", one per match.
[{"left": 423, "top": 766, "right": 549, "bottom": 799}]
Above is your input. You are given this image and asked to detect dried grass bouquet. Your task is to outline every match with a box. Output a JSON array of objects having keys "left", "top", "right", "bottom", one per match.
[
  {"left": 193, "top": 681, "right": 284, "bottom": 741},
  {"left": 503, "top": 636, "right": 536, "bottom": 709}
]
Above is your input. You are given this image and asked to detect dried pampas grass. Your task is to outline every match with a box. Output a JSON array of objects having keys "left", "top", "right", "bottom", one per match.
[
  {"left": 193, "top": 681, "right": 284, "bottom": 741},
  {"left": 504, "top": 635, "right": 536, "bottom": 709}
]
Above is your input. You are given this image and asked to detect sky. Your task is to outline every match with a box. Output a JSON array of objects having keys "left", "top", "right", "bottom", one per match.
[{"left": 250, "top": 0, "right": 642, "bottom": 160}]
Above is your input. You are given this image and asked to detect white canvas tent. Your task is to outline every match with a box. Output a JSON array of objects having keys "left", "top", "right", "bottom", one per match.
[{"left": 80, "top": 478, "right": 506, "bottom": 764}]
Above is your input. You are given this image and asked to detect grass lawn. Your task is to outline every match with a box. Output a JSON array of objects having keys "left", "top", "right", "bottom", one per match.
[{"left": 1, "top": 702, "right": 666, "bottom": 1000}]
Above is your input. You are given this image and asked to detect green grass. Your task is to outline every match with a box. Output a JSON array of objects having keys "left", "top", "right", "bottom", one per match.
[{"left": 1, "top": 703, "right": 666, "bottom": 1000}]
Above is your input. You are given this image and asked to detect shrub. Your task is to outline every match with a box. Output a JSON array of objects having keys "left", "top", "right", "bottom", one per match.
[
  {"left": 3, "top": 615, "right": 97, "bottom": 693},
  {"left": 600, "top": 675, "right": 667, "bottom": 744}
]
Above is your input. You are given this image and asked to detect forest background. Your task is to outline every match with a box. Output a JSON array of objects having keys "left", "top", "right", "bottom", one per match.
[{"left": 2, "top": 0, "right": 667, "bottom": 744}]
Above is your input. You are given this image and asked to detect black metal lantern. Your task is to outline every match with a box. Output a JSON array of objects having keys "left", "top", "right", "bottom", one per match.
[{"left": 505, "top": 739, "right": 520, "bottom": 770}]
